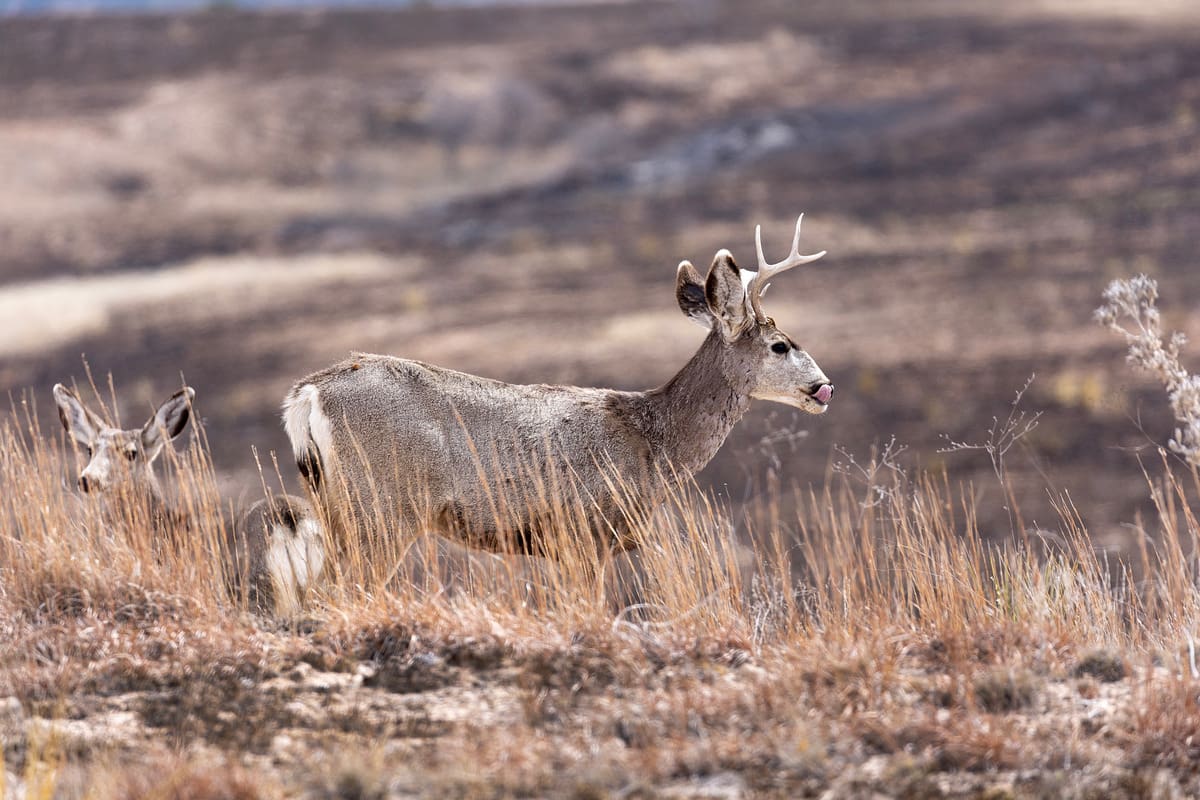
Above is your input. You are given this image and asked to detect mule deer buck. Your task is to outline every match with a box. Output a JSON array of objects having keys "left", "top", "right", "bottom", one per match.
[
  {"left": 53, "top": 383, "right": 323, "bottom": 615},
  {"left": 283, "top": 215, "right": 834, "bottom": 559}
]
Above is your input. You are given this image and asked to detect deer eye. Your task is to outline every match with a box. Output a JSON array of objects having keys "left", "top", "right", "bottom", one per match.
[{"left": 770, "top": 342, "right": 790, "bottom": 354}]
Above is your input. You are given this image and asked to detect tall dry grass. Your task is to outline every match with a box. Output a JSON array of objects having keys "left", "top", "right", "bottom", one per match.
[
  {"left": 1, "top": 385, "right": 1196, "bottom": 663},
  {"left": 3, "top": 374, "right": 1200, "bottom": 794}
]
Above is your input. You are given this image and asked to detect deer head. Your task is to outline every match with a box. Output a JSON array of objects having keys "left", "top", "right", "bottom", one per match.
[
  {"left": 53, "top": 383, "right": 195, "bottom": 496},
  {"left": 674, "top": 215, "right": 833, "bottom": 414}
]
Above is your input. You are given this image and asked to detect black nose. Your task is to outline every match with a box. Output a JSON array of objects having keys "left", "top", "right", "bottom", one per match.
[{"left": 78, "top": 475, "right": 91, "bottom": 493}]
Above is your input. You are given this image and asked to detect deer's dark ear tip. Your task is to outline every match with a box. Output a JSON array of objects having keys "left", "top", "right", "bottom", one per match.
[
  {"left": 712, "top": 248, "right": 740, "bottom": 274},
  {"left": 677, "top": 260, "right": 704, "bottom": 288}
]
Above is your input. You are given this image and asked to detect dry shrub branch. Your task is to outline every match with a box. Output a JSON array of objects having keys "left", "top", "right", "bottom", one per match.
[{"left": 1097, "top": 274, "right": 1200, "bottom": 464}]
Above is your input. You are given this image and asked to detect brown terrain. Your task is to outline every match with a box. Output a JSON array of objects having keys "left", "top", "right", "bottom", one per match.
[{"left": 4, "top": 1, "right": 1200, "bottom": 797}]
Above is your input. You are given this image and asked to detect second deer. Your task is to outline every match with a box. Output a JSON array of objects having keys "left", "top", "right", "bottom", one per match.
[{"left": 53, "top": 383, "right": 323, "bottom": 616}]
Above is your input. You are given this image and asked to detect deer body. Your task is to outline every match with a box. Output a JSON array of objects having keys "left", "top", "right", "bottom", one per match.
[
  {"left": 285, "top": 217, "right": 835, "bottom": 557},
  {"left": 53, "top": 384, "right": 322, "bottom": 615},
  {"left": 286, "top": 352, "right": 707, "bottom": 553}
]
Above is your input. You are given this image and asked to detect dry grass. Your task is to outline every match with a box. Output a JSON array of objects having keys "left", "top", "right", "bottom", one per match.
[{"left": 4, "top": 389, "right": 1200, "bottom": 797}]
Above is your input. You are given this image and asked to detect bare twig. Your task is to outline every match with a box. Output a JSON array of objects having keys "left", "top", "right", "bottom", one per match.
[{"left": 939, "top": 374, "right": 1042, "bottom": 487}]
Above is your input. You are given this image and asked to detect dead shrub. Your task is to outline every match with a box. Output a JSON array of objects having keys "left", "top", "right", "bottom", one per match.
[
  {"left": 1072, "top": 649, "right": 1129, "bottom": 683},
  {"left": 973, "top": 669, "right": 1039, "bottom": 713}
]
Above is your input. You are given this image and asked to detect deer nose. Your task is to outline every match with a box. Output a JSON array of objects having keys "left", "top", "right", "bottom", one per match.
[{"left": 78, "top": 474, "right": 92, "bottom": 493}]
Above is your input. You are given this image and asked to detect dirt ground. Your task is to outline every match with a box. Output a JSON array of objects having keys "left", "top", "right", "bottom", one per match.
[{"left": 3, "top": 635, "right": 1177, "bottom": 799}]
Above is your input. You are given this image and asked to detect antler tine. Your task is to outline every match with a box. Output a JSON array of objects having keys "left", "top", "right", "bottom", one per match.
[{"left": 748, "top": 214, "right": 826, "bottom": 323}]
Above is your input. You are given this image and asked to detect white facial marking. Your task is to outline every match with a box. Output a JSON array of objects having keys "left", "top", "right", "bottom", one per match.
[
  {"left": 750, "top": 390, "right": 830, "bottom": 414},
  {"left": 79, "top": 430, "right": 148, "bottom": 493},
  {"left": 790, "top": 349, "right": 829, "bottom": 383},
  {"left": 81, "top": 452, "right": 111, "bottom": 490}
]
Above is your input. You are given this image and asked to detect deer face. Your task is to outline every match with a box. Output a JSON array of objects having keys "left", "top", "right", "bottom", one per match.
[
  {"left": 675, "top": 236, "right": 833, "bottom": 415},
  {"left": 746, "top": 325, "right": 833, "bottom": 414},
  {"left": 53, "top": 384, "right": 195, "bottom": 495}
]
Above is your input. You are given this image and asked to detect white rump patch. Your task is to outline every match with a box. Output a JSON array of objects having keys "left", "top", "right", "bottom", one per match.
[
  {"left": 265, "top": 515, "right": 326, "bottom": 614},
  {"left": 283, "top": 383, "right": 333, "bottom": 467}
]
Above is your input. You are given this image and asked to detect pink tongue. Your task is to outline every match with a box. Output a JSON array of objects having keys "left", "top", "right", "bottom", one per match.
[{"left": 815, "top": 384, "right": 833, "bottom": 404}]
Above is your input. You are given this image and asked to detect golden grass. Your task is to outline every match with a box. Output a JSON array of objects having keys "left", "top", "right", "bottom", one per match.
[{"left": 3, "top": 395, "right": 1200, "bottom": 796}]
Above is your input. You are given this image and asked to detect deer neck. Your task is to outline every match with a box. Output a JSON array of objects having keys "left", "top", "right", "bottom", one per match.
[
  {"left": 101, "top": 472, "right": 176, "bottom": 529},
  {"left": 141, "top": 474, "right": 193, "bottom": 532},
  {"left": 134, "top": 469, "right": 170, "bottom": 516},
  {"left": 642, "top": 330, "right": 756, "bottom": 475}
]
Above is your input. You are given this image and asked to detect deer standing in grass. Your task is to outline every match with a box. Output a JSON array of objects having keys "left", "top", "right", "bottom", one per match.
[
  {"left": 53, "top": 383, "right": 323, "bottom": 615},
  {"left": 284, "top": 216, "right": 834, "bottom": 560}
]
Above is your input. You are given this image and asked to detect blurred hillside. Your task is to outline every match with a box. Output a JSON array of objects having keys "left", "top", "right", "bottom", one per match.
[
  {"left": 2, "top": 0, "right": 1200, "bottom": 547},
  {"left": 0, "top": 0, "right": 569, "bottom": 17}
]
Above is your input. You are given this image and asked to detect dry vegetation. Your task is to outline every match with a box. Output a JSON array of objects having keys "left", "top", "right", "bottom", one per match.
[
  {"left": 5, "top": 0, "right": 1200, "bottom": 797},
  {"left": 5, "top": 366, "right": 1200, "bottom": 796}
]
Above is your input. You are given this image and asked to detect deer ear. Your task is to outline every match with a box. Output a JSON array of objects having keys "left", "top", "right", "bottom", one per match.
[
  {"left": 53, "top": 383, "right": 100, "bottom": 447},
  {"left": 675, "top": 260, "right": 713, "bottom": 329},
  {"left": 140, "top": 387, "right": 195, "bottom": 458},
  {"left": 704, "top": 249, "right": 750, "bottom": 339}
]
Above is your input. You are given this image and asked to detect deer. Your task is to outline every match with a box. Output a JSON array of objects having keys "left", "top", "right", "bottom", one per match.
[
  {"left": 282, "top": 215, "right": 834, "bottom": 563},
  {"left": 52, "top": 383, "right": 324, "bottom": 616}
]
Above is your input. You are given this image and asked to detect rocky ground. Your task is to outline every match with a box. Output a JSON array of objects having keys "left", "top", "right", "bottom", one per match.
[{"left": 0, "top": 605, "right": 1183, "bottom": 799}]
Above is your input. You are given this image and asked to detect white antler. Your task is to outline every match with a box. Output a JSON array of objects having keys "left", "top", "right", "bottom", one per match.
[{"left": 747, "top": 214, "right": 826, "bottom": 324}]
